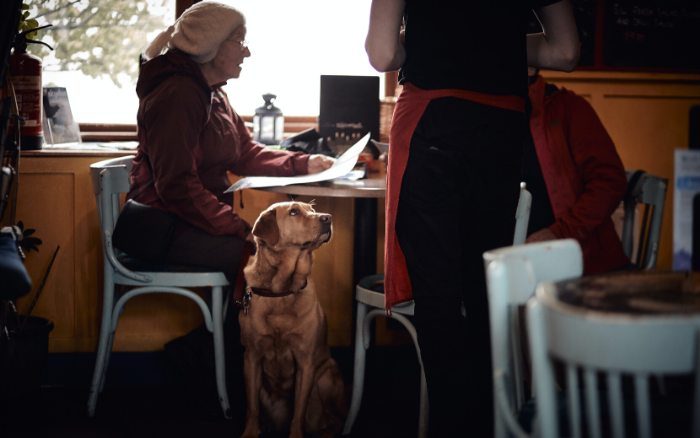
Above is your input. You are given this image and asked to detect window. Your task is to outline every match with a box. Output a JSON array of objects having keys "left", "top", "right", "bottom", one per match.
[{"left": 33, "top": 0, "right": 382, "bottom": 123}]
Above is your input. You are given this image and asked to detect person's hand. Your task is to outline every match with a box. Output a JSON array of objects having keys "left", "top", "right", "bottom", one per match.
[
  {"left": 525, "top": 228, "right": 558, "bottom": 244},
  {"left": 307, "top": 154, "right": 335, "bottom": 174}
]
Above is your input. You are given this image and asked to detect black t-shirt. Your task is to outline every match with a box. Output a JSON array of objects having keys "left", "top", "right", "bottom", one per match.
[{"left": 399, "top": 0, "right": 559, "bottom": 100}]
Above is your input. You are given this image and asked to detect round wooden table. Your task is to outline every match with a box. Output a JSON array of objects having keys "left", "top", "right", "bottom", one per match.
[
  {"left": 255, "top": 176, "right": 386, "bottom": 286},
  {"left": 552, "top": 270, "right": 700, "bottom": 315}
]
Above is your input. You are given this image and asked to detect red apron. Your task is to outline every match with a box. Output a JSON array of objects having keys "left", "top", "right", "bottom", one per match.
[{"left": 384, "top": 83, "right": 525, "bottom": 313}]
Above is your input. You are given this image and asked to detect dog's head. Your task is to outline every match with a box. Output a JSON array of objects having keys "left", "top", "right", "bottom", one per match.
[
  {"left": 250, "top": 202, "right": 332, "bottom": 292},
  {"left": 252, "top": 201, "right": 332, "bottom": 251}
]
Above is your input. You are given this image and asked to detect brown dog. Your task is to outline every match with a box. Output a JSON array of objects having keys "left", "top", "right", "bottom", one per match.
[{"left": 239, "top": 201, "right": 347, "bottom": 438}]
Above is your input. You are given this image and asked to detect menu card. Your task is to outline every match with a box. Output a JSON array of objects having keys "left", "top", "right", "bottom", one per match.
[
  {"left": 673, "top": 149, "right": 700, "bottom": 271},
  {"left": 225, "top": 133, "right": 369, "bottom": 192}
]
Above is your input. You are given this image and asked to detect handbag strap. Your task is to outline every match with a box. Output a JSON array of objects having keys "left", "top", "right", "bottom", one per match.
[
  {"left": 233, "top": 240, "right": 254, "bottom": 309},
  {"left": 131, "top": 179, "right": 154, "bottom": 201}
]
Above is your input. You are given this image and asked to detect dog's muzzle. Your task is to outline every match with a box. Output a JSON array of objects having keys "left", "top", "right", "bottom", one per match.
[{"left": 319, "top": 214, "right": 332, "bottom": 242}]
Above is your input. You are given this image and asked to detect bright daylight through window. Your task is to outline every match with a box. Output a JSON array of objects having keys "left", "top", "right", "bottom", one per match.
[{"left": 25, "top": 0, "right": 383, "bottom": 124}]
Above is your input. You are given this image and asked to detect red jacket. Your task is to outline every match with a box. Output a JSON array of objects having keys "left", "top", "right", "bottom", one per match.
[
  {"left": 528, "top": 75, "right": 629, "bottom": 274},
  {"left": 129, "top": 50, "right": 308, "bottom": 239}
]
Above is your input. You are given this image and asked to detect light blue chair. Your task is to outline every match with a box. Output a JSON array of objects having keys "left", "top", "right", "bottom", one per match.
[
  {"left": 528, "top": 281, "right": 700, "bottom": 438},
  {"left": 484, "top": 239, "right": 583, "bottom": 438},
  {"left": 342, "top": 182, "right": 532, "bottom": 438},
  {"left": 87, "top": 156, "right": 232, "bottom": 418}
]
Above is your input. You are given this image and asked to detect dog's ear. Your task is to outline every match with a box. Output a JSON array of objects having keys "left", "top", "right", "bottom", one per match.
[{"left": 252, "top": 209, "right": 280, "bottom": 246}]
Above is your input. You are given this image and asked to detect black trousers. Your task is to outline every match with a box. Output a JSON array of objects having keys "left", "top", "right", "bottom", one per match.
[{"left": 396, "top": 118, "right": 523, "bottom": 437}]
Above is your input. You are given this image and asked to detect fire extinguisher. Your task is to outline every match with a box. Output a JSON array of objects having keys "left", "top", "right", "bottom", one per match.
[{"left": 7, "top": 24, "right": 53, "bottom": 151}]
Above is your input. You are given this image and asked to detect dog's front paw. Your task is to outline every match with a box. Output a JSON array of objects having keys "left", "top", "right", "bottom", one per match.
[{"left": 239, "top": 425, "right": 259, "bottom": 438}]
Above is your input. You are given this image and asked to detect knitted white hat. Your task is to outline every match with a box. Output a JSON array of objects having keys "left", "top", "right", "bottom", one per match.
[{"left": 143, "top": 1, "right": 245, "bottom": 64}]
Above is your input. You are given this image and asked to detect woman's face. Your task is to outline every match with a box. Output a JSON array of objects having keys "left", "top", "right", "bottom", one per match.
[{"left": 211, "top": 25, "right": 251, "bottom": 81}]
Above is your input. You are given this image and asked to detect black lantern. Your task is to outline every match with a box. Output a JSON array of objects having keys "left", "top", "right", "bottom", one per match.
[{"left": 253, "top": 93, "right": 284, "bottom": 145}]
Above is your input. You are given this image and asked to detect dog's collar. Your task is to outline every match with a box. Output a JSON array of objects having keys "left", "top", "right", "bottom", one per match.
[
  {"left": 248, "top": 281, "right": 307, "bottom": 298},
  {"left": 239, "top": 281, "right": 307, "bottom": 315}
]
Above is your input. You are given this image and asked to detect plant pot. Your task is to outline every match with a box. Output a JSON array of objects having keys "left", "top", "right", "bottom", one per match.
[{"left": 0, "top": 315, "right": 54, "bottom": 392}]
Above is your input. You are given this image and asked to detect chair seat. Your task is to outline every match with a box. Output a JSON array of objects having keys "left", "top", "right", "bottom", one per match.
[
  {"left": 114, "top": 254, "right": 229, "bottom": 287},
  {"left": 118, "top": 254, "right": 224, "bottom": 274},
  {"left": 356, "top": 273, "right": 415, "bottom": 315}
]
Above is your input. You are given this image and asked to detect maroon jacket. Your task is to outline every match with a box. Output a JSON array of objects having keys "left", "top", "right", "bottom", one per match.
[
  {"left": 529, "top": 75, "right": 629, "bottom": 274},
  {"left": 129, "top": 50, "right": 308, "bottom": 239}
]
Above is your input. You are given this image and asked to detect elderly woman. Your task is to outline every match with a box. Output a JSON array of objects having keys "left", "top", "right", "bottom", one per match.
[
  {"left": 119, "top": 1, "right": 334, "bottom": 418},
  {"left": 123, "top": 1, "right": 333, "bottom": 278}
]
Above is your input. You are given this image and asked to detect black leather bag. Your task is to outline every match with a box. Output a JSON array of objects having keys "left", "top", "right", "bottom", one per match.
[{"left": 112, "top": 182, "right": 179, "bottom": 262}]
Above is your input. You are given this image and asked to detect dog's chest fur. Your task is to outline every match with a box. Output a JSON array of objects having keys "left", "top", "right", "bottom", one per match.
[{"left": 241, "top": 287, "right": 324, "bottom": 385}]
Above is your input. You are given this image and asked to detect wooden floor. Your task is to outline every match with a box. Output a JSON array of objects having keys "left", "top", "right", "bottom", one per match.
[{"left": 0, "top": 345, "right": 422, "bottom": 438}]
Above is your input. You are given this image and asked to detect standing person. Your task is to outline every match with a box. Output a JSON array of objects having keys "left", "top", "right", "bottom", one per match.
[
  {"left": 119, "top": 1, "right": 334, "bottom": 418},
  {"left": 524, "top": 68, "right": 630, "bottom": 273},
  {"left": 366, "top": 1, "right": 579, "bottom": 436}
]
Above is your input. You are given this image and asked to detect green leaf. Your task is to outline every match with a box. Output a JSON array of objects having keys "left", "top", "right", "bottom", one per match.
[
  {"left": 23, "top": 229, "right": 35, "bottom": 237},
  {"left": 22, "top": 4, "right": 29, "bottom": 10},
  {"left": 23, "top": 237, "right": 42, "bottom": 246}
]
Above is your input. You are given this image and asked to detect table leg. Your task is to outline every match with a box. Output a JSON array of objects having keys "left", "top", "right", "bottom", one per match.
[{"left": 353, "top": 198, "right": 378, "bottom": 287}]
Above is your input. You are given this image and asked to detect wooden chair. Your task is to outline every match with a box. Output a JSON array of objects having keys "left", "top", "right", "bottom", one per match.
[
  {"left": 484, "top": 239, "right": 583, "bottom": 438},
  {"left": 342, "top": 182, "right": 532, "bottom": 438},
  {"left": 527, "top": 282, "right": 700, "bottom": 438},
  {"left": 622, "top": 170, "right": 668, "bottom": 269},
  {"left": 87, "top": 156, "right": 232, "bottom": 418}
]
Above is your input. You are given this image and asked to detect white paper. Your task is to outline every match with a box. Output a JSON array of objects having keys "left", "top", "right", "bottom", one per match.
[
  {"left": 673, "top": 149, "right": 700, "bottom": 271},
  {"left": 225, "top": 133, "right": 370, "bottom": 192}
]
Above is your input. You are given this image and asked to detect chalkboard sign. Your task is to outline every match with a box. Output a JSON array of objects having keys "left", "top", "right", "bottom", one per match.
[
  {"left": 319, "top": 75, "right": 379, "bottom": 156},
  {"left": 604, "top": 0, "right": 700, "bottom": 69}
]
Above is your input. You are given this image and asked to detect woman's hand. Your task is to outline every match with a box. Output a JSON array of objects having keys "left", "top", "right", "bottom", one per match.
[
  {"left": 525, "top": 228, "right": 558, "bottom": 244},
  {"left": 307, "top": 154, "right": 335, "bottom": 174}
]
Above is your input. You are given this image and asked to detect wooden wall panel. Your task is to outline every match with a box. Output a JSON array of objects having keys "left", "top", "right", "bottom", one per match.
[{"left": 14, "top": 173, "right": 75, "bottom": 340}]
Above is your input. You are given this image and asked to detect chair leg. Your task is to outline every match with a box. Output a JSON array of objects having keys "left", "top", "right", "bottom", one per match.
[
  {"left": 387, "top": 312, "right": 429, "bottom": 438},
  {"left": 87, "top": 276, "right": 116, "bottom": 417},
  {"left": 212, "top": 285, "right": 232, "bottom": 420},
  {"left": 98, "top": 332, "right": 116, "bottom": 393},
  {"left": 342, "top": 301, "right": 369, "bottom": 435}
]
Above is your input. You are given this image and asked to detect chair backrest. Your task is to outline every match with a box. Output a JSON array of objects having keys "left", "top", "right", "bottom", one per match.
[
  {"left": 484, "top": 239, "right": 583, "bottom": 437},
  {"left": 90, "top": 155, "right": 134, "bottom": 229},
  {"left": 528, "top": 285, "right": 700, "bottom": 438},
  {"left": 89, "top": 156, "right": 150, "bottom": 282},
  {"left": 621, "top": 170, "right": 668, "bottom": 270},
  {"left": 513, "top": 182, "right": 533, "bottom": 246}
]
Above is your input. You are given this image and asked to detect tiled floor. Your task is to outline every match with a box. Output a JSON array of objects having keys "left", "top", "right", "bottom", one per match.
[{"left": 0, "top": 345, "right": 423, "bottom": 438}]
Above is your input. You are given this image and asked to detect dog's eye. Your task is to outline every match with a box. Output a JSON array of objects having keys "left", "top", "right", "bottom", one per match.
[
  {"left": 302, "top": 241, "right": 312, "bottom": 247},
  {"left": 289, "top": 208, "right": 299, "bottom": 216}
]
